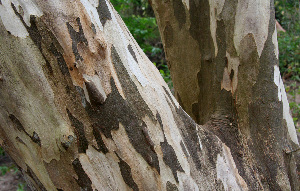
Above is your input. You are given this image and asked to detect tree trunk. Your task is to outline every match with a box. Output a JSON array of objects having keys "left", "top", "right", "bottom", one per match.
[
  {"left": 151, "top": 0, "right": 299, "bottom": 190},
  {"left": 0, "top": 0, "right": 263, "bottom": 190}
]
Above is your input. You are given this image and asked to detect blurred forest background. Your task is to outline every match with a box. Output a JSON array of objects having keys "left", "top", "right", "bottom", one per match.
[{"left": 0, "top": 0, "right": 299, "bottom": 190}]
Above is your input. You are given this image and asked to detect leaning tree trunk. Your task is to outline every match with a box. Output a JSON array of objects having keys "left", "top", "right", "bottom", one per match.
[
  {"left": 151, "top": 0, "right": 299, "bottom": 190},
  {"left": 0, "top": 0, "right": 266, "bottom": 190}
]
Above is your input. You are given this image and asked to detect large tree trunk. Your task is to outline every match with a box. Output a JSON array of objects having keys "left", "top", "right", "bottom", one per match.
[
  {"left": 0, "top": 0, "right": 257, "bottom": 190},
  {"left": 151, "top": 0, "right": 299, "bottom": 190}
]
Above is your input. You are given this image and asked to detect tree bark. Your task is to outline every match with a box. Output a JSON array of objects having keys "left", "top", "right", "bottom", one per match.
[
  {"left": 0, "top": 0, "right": 267, "bottom": 190},
  {"left": 151, "top": 0, "right": 299, "bottom": 190}
]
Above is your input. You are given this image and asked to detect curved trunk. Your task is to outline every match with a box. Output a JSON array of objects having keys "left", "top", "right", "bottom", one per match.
[
  {"left": 0, "top": 0, "right": 258, "bottom": 190},
  {"left": 151, "top": 0, "right": 299, "bottom": 190}
]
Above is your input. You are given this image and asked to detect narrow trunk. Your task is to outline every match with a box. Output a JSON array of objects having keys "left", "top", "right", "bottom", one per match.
[
  {"left": 1, "top": 0, "right": 255, "bottom": 190},
  {"left": 151, "top": 0, "right": 299, "bottom": 190}
]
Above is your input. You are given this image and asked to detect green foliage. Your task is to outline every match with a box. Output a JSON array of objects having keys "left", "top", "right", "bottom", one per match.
[
  {"left": 17, "top": 183, "right": 25, "bottom": 191},
  {"left": 0, "top": 164, "right": 18, "bottom": 176},
  {"left": 0, "top": 165, "right": 9, "bottom": 175},
  {"left": 154, "top": 62, "right": 173, "bottom": 89},
  {"left": 0, "top": 147, "right": 5, "bottom": 156},
  {"left": 275, "top": 0, "right": 300, "bottom": 81},
  {"left": 286, "top": 82, "right": 300, "bottom": 125},
  {"left": 122, "top": 16, "right": 160, "bottom": 52}
]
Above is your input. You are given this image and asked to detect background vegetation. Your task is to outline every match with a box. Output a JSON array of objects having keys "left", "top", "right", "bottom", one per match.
[{"left": 275, "top": 0, "right": 300, "bottom": 129}]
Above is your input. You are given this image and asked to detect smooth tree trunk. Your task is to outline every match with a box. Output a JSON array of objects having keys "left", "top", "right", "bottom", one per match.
[
  {"left": 150, "top": 0, "right": 299, "bottom": 190},
  {"left": 0, "top": 0, "right": 262, "bottom": 190}
]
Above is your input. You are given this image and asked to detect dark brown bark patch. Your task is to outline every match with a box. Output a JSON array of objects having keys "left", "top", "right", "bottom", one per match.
[
  {"left": 160, "top": 138, "right": 184, "bottom": 182},
  {"left": 72, "top": 158, "right": 93, "bottom": 191},
  {"left": 177, "top": 107, "right": 203, "bottom": 170},
  {"left": 92, "top": 125, "right": 108, "bottom": 153},
  {"left": 192, "top": 102, "right": 199, "bottom": 123},
  {"left": 166, "top": 181, "right": 179, "bottom": 191},
  {"left": 220, "top": 0, "right": 238, "bottom": 56},
  {"left": 66, "top": 17, "right": 88, "bottom": 62},
  {"left": 75, "top": 86, "right": 88, "bottom": 107},
  {"left": 156, "top": 112, "right": 164, "bottom": 131},
  {"left": 91, "top": 23, "right": 96, "bottom": 34},
  {"left": 11, "top": 3, "right": 41, "bottom": 50},
  {"left": 163, "top": 22, "right": 173, "bottom": 48},
  {"left": 163, "top": 87, "right": 203, "bottom": 170},
  {"left": 97, "top": 0, "right": 112, "bottom": 27},
  {"left": 85, "top": 80, "right": 106, "bottom": 105},
  {"left": 229, "top": 69, "right": 234, "bottom": 81},
  {"left": 83, "top": 46, "right": 160, "bottom": 172},
  {"left": 172, "top": 0, "right": 186, "bottom": 28},
  {"left": 31, "top": 131, "right": 41, "bottom": 146},
  {"left": 26, "top": 165, "right": 47, "bottom": 191},
  {"left": 110, "top": 46, "right": 155, "bottom": 120},
  {"left": 16, "top": 136, "right": 26, "bottom": 145},
  {"left": 50, "top": 43, "right": 70, "bottom": 76},
  {"left": 127, "top": 44, "right": 138, "bottom": 63},
  {"left": 61, "top": 135, "right": 75, "bottom": 151},
  {"left": 189, "top": 0, "right": 214, "bottom": 58},
  {"left": 9, "top": 114, "right": 41, "bottom": 146},
  {"left": 116, "top": 153, "right": 139, "bottom": 191},
  {"left": 11, "top": 3, "right": 55, "bottom": 76},
  {"left": 66, "top": 109, "right": 88, "bottom": 153},
  {"left": 9, "top": 114, "right": 26, "bottom": 132}
]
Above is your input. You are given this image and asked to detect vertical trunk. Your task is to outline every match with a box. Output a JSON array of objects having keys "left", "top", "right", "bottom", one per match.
[
  {"left": 151, "top": 0, "right": 299, "bottom": 190},
  {"left": 0, "top": 0, "right": 259, "bottom": 190}
]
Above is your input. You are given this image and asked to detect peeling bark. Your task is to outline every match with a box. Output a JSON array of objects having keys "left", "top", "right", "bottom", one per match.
[
  {"left": 0, "top": 0, "right": 259, "bottom": 190},
  {"left": 151, "top": 0, "right": 299, "bottom": 190}
]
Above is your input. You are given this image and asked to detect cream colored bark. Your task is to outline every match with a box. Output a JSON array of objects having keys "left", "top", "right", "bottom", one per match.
[
  {"left": 151, "top": 0, "right": 299, "bottom": 190},
  {"left": 0, "top": 0, "right": 259, "bottom": 190}
]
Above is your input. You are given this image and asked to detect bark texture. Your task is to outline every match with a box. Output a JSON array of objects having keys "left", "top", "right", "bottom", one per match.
[
  {"left": 0, "top": 0, "right": 256, "bottom": 190},
  {"left": 151, "top": 0, "right": 299, "bottom": 190}
]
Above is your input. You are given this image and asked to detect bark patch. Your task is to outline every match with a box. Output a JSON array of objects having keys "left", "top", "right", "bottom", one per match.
[
  {"left": 72, "top": 158, "right": 93, "bottom": 191},
  {"left": 127, "top": 44, "right": 138, "bottom": 63},
  {"left": 83, "top": 46, "right": 160, "bottom": 172},
  {"left": 91, "top": 23, "right": 96, "bottom": 34},
  {"left": 11, "top": 3, "right": 55, "bottom": 76},
  {"left": 31, "top": 131, "right": 41, "bottom": 146},
  {"left": 26, "top": 165, "right": 47, "bottom": 191},
  {"left": 172, "top": 0, "right": 186, "bottom": 28},
  {"left": 166, "top": 181, "right": 179, "bottom": 191},
  {"left": 66, "top": 18, "right": 88, "bottom": 62},
  {"left": 163, "top": 87, "right": 203, "bottom": 170},
  {"left": 66, "top": 109, "right": 88, "bottom": 153},
  {"left": 163, "top": 22, "right": 173, "bottom": 48},
  {"left": 97, "top": 0, "right": 112, "bottom": 27},
  {"left": 9, "top": 114, "right": 41, "bottom": 146},
  {"left": 85, "top": 80, "right": 106, "bottom": 105},
  {"left": 92, "top": 126, "right": 108, "bottom": 153},
  {"left": 116, "top": 153, "right": 139, "bottom": 191},
  {"left": 160, "top": 138, "right": 184, "bottom": 182},
  {"left": 50, "top": 43, "right": 70, "bottom": 76}
]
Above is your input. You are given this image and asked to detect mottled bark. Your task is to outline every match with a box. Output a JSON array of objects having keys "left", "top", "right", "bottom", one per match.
[
  {"left": 0, "top": 0, "right": 257, "bottom": 190},
  {"left": 151, "top": 0, "right": 299, "bottom": 190}
]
